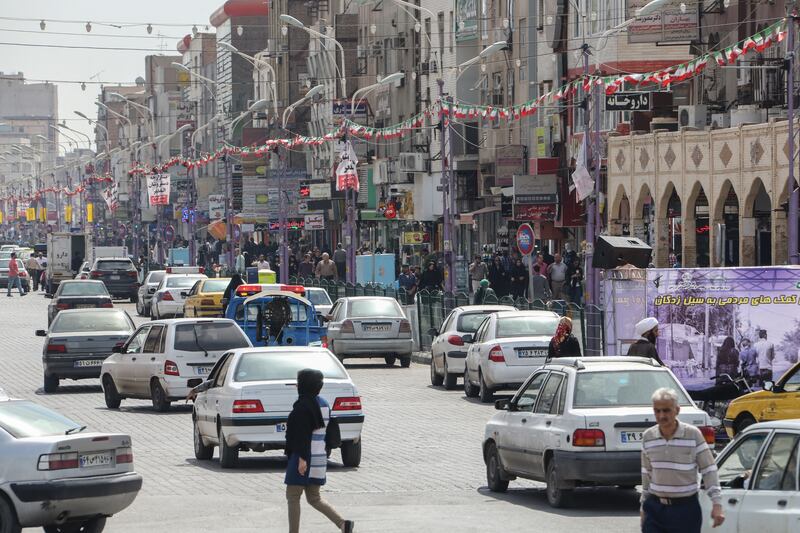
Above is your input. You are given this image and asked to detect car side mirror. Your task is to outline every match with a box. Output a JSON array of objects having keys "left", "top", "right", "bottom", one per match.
[
  {"left": 111, "top": 345, "right": 123, "bottom": 353},
  {"left": 763, "top": 381, "right": 774, "bottom": 392},
  {"left": 495, "top": 399, "right": 511, "bottom": 411},
  {"left": 44, "top": 293, "right": 53, "bottom": 299},
  {"left": 461, "top": 334, "right": 474, "bottom": 344},
  {"left": 180, "top": 291, "right": 188, "bottom": 297},
  {"left": 427, "top": 327, "right": 438, "bottom": 337},
  {"left": 35, "top": 329, "right": 46, "bottom": 337}
]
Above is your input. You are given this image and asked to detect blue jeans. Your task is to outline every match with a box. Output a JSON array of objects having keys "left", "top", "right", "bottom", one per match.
[{"left": 7, "top": 275, "right": 23, "bottom": 295}]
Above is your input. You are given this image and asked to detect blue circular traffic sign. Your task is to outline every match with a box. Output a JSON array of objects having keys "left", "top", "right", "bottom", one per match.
[{"left": 516, "top": 223, "right": 535, "bottom": 256}]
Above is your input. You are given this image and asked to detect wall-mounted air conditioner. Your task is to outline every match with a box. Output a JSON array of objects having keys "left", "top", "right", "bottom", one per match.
[
  {"left": 678, "top": 105, "right": 708, "bottom": 129},
  {"left": 731, "top": 105, "right": 766, "bottom": 127},
  {"left": 399, "top": 152, "right": 425, "bottom": 172},
  {"left": 413, "top": 132, "right": 429, "bottom": 147},
  {"left": 709, "top": 113, "right": 730, "bottom": 129}
]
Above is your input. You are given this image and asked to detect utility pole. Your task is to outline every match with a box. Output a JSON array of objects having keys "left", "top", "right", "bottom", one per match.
[
  {"left": 788, "top": 9, "right": 798, "bottom": 264},
  {"left": 439, "top": 80, "right": 455, "bottom": 293}
]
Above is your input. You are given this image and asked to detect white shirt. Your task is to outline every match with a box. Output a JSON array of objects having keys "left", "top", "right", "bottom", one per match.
[
  {"left": 754, "top": 339, "right": 774, "bottom": 369},
  {"left": 256, "top": 260, "right": 270, "bottom": 270}
]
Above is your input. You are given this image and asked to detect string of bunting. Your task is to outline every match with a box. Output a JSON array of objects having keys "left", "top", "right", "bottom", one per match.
[{"left": 0, "top": 174, "right": 113, "bottom": 203}]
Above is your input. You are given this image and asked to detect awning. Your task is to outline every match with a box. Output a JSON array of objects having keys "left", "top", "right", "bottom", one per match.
[{"left": 458, "top": 206, "right": 500, "bottom": 224}]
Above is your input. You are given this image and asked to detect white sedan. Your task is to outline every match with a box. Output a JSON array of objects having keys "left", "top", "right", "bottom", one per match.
[
  {"left": 430, "top": 305, "right": 515, "bottom": 389},
  {"left": 150, "top": 273, "right": 207, "bottom": 319},
  {"left": 464, "top": 310, "right": 560, "bottom": 402},
  {"left": 700, "top": 419, "right": 800, "bottom": 533},
  {"left": 0, "top": 389, "right": 142, "bottom": 531},
  {"left": 191, "top": 347, "right": 364, "bottom": 469}
]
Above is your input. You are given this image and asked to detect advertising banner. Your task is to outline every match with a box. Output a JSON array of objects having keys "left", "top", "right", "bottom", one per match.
[
  {"left": 102, "top": 183, "right": 119, "bottom": 212},
  {"left": 627, "top": 0, "right": 699, "bottom": 43},
  {"left": 304, "top": 214, "right": 325, "bottom": 230},
  {"left": 208, "top": 195, "right": 225, "bottom": 220},
  {"left": 147, "top": 174, "right": 170, "bottom": 206},
  {"left": 603, "top": 268, "right": 647, "bottom": 356},
  {"left": 455, "top": 0, "right": 478, "bottom": 41}
]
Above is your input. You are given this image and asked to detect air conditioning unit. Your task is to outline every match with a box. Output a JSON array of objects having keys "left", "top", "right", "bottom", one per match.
[
  {"left": 709, "top": 113, "right": 730, "bottom": 129},
  {"left": 677, "top": 105, "right": 708, "bottom": 129},
  {"left": 393, "top": 36, "right": 406, "bottom": 49},
  {"left": 419, "top": 62, "right": 430, "bottom": 75},
  {"left": 399, "top": 152, "right": 425, "bottom": 172},
  {"left": 371, "top": 42, "right": 383, "bottom": 57},
  {"left": 731, "top": 105, "right": 766, "bottom": 127},
  {"left": 413, "top": 132, "right": 429, "bottom": 147},
  {"left": 373, "top": 159, "right": 389, "bottom": 184}
]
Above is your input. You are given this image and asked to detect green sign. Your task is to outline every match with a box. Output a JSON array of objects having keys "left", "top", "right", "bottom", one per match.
[{"left": 455, "top": 0, "right": 477, "bottom": 41}]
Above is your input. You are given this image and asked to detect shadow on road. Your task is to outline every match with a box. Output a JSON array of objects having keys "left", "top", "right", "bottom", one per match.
[
  {"left": 36, "top": 384, "right": 103, "bottom": 395},
  {"left": 478, "top": 485, "right": 640, "bottom": 517},
  {"left": 114, "top": 403, "right": 194, "bottom": 415},
  {"left": 186, "top": 454, "right": 358, "bottom": 474}
]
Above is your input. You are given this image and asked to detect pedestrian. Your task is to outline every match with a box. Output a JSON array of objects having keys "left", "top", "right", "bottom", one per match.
[
  {"left": 640, "top": 388, "right": 724, "bottom": 533},
  {"left": 6, "top": 253, "right": 26, "bottom": 297},
  {"left": 314, "top": 253, "right": 337, "bottom": 281},
  {"left": 753, "top": 329, "right": 775, "bottom": 386},
  {"left": 234, "top": 248, "right": 246, "bottom": 275},
  {"left": 566, "top": 258, "right": 583, "bottom": 305},
  {"left": 472, "top": 278, "right": 496, "bottom": 305},
  {"left": 418, "top": 261, "right": 444, "bottom": 292},
  {"left": 488, "top": 256, "right": 509, "bottom": 297},
  {"left": 738, "top": 338, "right": 759, "bottom": 384},
  {"left": 510, "top": 258, "right": 528, "bottom": 299},
  {"left": 221, "top": 273, "right": 243, "bottom": 316},
  {"left": 255, "top": 254, "right": 271, "bottom": 270},
  {"left": 332, "top": 243, "right": 346, "bottom": 281},
  {"left": 285, "top": 369, "right": 354, "bottom": 533},
  {"left": 71, "top": 251, "right": 83, "bottom": 276},
  {"left": 546, "top": 252, "right": 568, "bottom": 300},
  {"left": 547, "top": 316, "right": 581, "bottom": 358},
  {"left": 531, "top": 265, "right": 551, "bottom": 302},
  {"left": 25, "top": 254, "right": 40, "bottom": 292},
  {"left": 714, "top": 336, "right": 739, "bottom": 383},
  {"left": 298, "top": 254, "right": 314, "bottom": 279},
  {"left": 398, "top": 264, "right": 417, "bottom": 303},
  {"left": 627, "top": 317, "right": 665, "bottom": 366},
  {"left": 468, "top": 255, "right": 488, "bottom": 294}
]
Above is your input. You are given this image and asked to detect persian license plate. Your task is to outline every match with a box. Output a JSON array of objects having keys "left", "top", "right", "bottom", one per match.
[
  {"left": 74, "top": 359, "right": 103, "bottom": 367},
  {"left": 515, "top": 348, "right": 547, "bottom": 358},
  {"left": 110, "top": 275, "right": 120, "bottom": 280},
  {"left": 76, "top": 304, "right": 94, "bottom": 309},
  {"left": 276, "top": 423, "right": 287, "bottom": 432},
  {"left": 620, "top": 431, "right": 644, "bottom": 443},
  {"left": 195, "top": 366, "right": 212, "bottom": 375},
  {"left": 79, "top": 451, "right": 114, "bottom": 468},
  {"left": 363, "top": 323, "right": 390, "bottom": 332}
]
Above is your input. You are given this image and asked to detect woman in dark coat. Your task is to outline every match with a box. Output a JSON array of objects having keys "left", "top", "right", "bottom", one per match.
[
  {"left": 510, "top": 259, "right": 529, "bottom": 299},
  {"left": 488, "top": 256, "right": 510, "bottom": 297},
  {"left": 221, "top": 273, "right": 243, "bottom": 315},
  {"left": 284, "top": 369, "right": 353, "bottom": 533},
  {"left": 547, "top": 317, "right": 582, "bottom": 358},
  {"left": 715, "top": 336, "right": 740, "bottom": 383}
]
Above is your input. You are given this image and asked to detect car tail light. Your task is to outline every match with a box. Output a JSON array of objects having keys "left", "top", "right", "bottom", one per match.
[
  {"left": 399, "top": 320, "right": 411, "bottom": 333},
  {"left": 333, "top": 396, "right": 362, "bottom": 411},
  {"left": 699, "top": 426, "right": 716, "bottom": 446},
  {"left": 573, "top": 429, "right": 605, "bottom": 447},
  {"left": 198, "top": 267, "right": 205, "bottom": 274},
  {"left": 161, "top": 292, "right": 174, "bottom": 301},
  {"left": 341, "top": 320, "right": 355, "bottom": 334},
  {"left": 447, "top": 334, "right": 464, "bottom": 346},
  {"left": 89, "top": 271, "right": 101, "bottom": 279},
  {"left": 56, "top": 303, "right": 70, "bottom": 310},
  {"left": 38, "top": 452, "right": 79, "bottom": 471},
  {"left": 236, "top": 284, "right": 262, "bottom": 296},
  {"left": 116, "top": 447, "right": 134, "bottom": 464},
  {"left": 488, "top": 345, "right": 505, "bottom": 363},
  {"left": 280, "top": 285, "right": 306, "bottom": 295},
  {"left": 320, "top": 335, "right": 328, "bottom": 349},
  {"left": 164, "top": 360, "right": 179, "bottom": 376},
  {"left": 100, "top": 302, "right": 113, "bottom": 308},
  {"left": 46, "top": 344, "right": 67, "bottom": 354},
  {"left": 201, "top": 299, "right": 215, "bottom": 306},
  {"left": 232, "top": 399, "right": 264, "bottom": 413}
]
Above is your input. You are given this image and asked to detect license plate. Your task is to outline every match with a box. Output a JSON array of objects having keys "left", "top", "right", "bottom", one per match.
[
  {"left": 79, "top": 451, "right": 114, "bottom": 468},
  {"left": 74, "top": 359, "right": 104, "bottom": 367},
  {"left": 620, "top": 431, "right": 644, "bottom": 443},
  {"left": 363, "top": 324, "right": 390, "bottom": 332},
  {"left": 110, "top": 275, "right": 120, "bottom": 280},
  {"left": 76, "top": 304, "right": 94, "bottom": 309},
  {"left": 515, "top": 348, "right": 547, "bottom": 357},
  {"left": 276, "top": 422, "right": 287, "bottom": 432},
  {"left": 195, "top": 366, "right": 212, "bottom": 375}
]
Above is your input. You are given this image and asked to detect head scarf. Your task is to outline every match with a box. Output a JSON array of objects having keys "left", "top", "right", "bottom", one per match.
[
  {"left": 551, "top": 317, "right": 573, "bottom": 353},
  {"left": 635, "top": 317, "right": 659, "bottom": 340},
  {"left": 480, "top": 278, "right": 490, "bottom": 287},
  {"left": 295, "top": 369, "right": 325, "bottom": 430}
]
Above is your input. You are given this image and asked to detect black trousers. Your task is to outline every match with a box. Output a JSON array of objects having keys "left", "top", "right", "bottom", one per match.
[{"left": 642, "top": 495, "right": 701, "bottom": 533}]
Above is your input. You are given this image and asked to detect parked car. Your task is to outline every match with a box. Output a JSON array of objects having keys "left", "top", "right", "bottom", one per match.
[
  {"left": 484, "top": 356, "right": 714, "bottom": 507},
  {"left": 100, "top": 318, "right": 252, "bottom": 411},
  {"left": 46, "top": 280, "right": 113, "bottom": 326},
  {"left": 183, "top": 278, "right": 231, "bottom": 317},
  {"left": 723, "top": 361, "right": 800, "bottom": 437},
  {"left": 464, "top": 310, "right": 561, "bottom": 402},
  {"left": 136, "top": 270, "right": 166, "bottom": 317},
  {"left": 699, "top": 419, "right": 800, "bottom": 532},
  {"left": 88, "top": 257, "right": 139, "bottom": 302},
  {"left": 150, "top": 273, "right": 208, "bottom": 319},
  {"left": 0, "top": 258, "right": 30, "bottom": 292},
  {"left": 37, "top": 308, "right": 135, "bottom": 393},
  {"left": 74, "top": 261, "right": 91, "bottom": 280},
  {"left": 0, "top": 388, "right": 142, "bottom": 531},
  {"left": 430, "top": 305, "right": 515, "bottom": 389},
  {"left": 304, "top": 287, "right": 334, "bottom": 316},
  {"left": 326, "top": 296, "right": 413, "bottom": 367},
  {"left": 191, "top": 347, "right": 364, "bottom": 468}
]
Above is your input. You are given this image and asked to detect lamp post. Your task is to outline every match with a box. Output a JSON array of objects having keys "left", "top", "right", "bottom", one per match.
[
  {"left": 280, "top": 15, "right": 346, "bottom": 97},
  {"left": 153, "top": 124, "right": 192, "bottom": 265},
  {"left": 189, "top": 114, "right": 223, "bottom": 267},
  {"left": 217, "top": 43, "right": 278, "bottom": 119}
]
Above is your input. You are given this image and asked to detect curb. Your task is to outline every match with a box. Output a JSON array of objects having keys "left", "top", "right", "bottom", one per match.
[{"left": 412, "top": 351, "right": 431, "bottom": 365}]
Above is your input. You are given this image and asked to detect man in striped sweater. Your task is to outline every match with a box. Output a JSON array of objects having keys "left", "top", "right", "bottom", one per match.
[{"left": 640, "top": 387, "right": 724, "bottom": 532}]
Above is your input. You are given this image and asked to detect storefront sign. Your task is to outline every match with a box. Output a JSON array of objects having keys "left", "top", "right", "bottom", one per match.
[
  {"left": 304, "top": 214, "right": 325, "bottom": 230},
  {"left": 627, "top": 0, "right": 699, "bottom": 43},
  {"left": 401, "top": 231, "right": 428, "bottom": 245},
  {"left": 495, "top": 145, "right": 526, "bottom": 187},
  {"left": 308, "top": 182, "right": 331, "bottom": 199},
  {"left": 605, "top": 92, "right": 652, "bottom": 111},
  {"left": 147, "top": 174, "right": 170, "bottom": 206},
  {"left": 513, "top": 174, "right": 557, "bottom": 204},
  {"left": 514, "top": 204, "right": 557, "bottom": 221}
]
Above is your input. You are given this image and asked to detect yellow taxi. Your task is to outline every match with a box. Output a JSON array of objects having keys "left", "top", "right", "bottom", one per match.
[
  {"left": 723, "top": 361, "right": 800, "bottom": 438},
  {"left": 183, "top": 278, "right": 231, "bottom": 317}
]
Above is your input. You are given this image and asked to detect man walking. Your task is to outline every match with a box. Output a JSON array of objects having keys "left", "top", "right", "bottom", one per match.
[
  {"left": 25, "top": 254, "right": 40, "bottom": 292},
  {"left": 6, "top": 252, "right": 26, "bottom": 297},
  {"left": 530, "top": 265, "right": 551, "bottom": 302},
  {"left": 640, "top": 388, "right": 724, "bottom": 533},
  {"left": 753, "top": 329, "right": 775, "bottom": 386},
  {"left": 234, "top": 248, "right": 246, "bottom": 276},
  {"left": 314, "top": 253, "right": 337, "bottom": 281},
  {"left": 332, "top": 243, "right": 346, "bottom": 281},
  {"left": 468, "top": 255, "right": 487, "bottom": 294},
  {"left": 547, "top": 252, "right": 568, "bottom": 300}
]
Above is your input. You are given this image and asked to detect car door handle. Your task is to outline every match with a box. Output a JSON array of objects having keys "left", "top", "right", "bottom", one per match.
[
  {"left": 728, "top": 498, "right": 738, "bottom": 505},
  {"left": 521, "top": 418, "right": 527, "bottom": 424},
  {"left": 131, "top": 357, "right": 136, "bottom": 361},
  {"left": 546, "top": 421, "right": 552, "bottom": 426},
  {"left": 777, "top": 499, "right": 787, "bottom": 507},
  {"left": 150, "top": 357, "right": 156, "bottom": 361}
]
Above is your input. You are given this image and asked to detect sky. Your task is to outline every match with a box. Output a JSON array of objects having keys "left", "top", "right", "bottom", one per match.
[{"left": 0, "top": 0, "right": 223, "bottom": 150}]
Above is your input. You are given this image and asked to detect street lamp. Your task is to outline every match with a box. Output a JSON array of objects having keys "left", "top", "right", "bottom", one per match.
[
  {"left": 218, "top": 42, "right": 278, "bottom": 118},
  {"left": 75, "top": 111, "right": 110, "bottom": 148},
  {"left": 281, "top": 85, "right": 325, "bottom": 128},
  {"left": 231, "top": 98, "right": 269, "bottom": 132},
  {"left": 350, "top": 72, "right": 405, "bottom": 116},
  {"left": 95, "top": 101, "right": 134, "bottom": 149},
  {"left": 280, "top": 14, "right": 346, "bottom": 97}
]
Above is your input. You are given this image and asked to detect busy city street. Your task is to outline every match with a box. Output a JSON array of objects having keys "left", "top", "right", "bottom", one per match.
[{"left": 3, "top": 293, "right": 640, "bottom": 532}]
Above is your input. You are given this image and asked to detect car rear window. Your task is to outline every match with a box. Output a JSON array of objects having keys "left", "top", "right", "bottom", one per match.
[
  {"left": 233, "top": 351, "right": 347, "bottom": 382},
  {"left": 0, "top": 401, "right": 81, "bottom": 438},
  {"left": 59, "top": 283, "right": 109, "bottom": 297},
  {"left": 96, "top": 260, "right": 135, "bottom": 271},
  {"left": 457, "top": 312, "right": 496, "bottom": 333},
  {"left": 348, "top": 299, "right": 402, "bottom": 317},
  {"left": 50, "top": 311, "right": 131, "bottom": 333},
  {"left": 573, "top": 370, "right": 692, "bottom": 408},
  {"left": 201, "top": 279, "right": 229, "bottom": 293},
  {"left": 166, "top": 276, "right": 205, "bottom": 288},
  {"left": 173, "top": 322, "right": 250, "bottom": 351},
  {"left": 147, "top": 271, "right": 165, "bottom": 284},
  {"left": 306, "top": 289, "right": 332, "bottom": 306},
  {"left": 496, "top": 316, "right": 559, "bottom": 338}
]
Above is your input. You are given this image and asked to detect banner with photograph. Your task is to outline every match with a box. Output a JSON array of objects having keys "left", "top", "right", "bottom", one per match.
[
  {"left": 147, "top": 174, "right": 170, "bottom": 206},
  {"left": 102, "top": 183, "right": 119, "bottom": 212},
  {"left": 455, "top": 0, "right": 478, "bottom": 41},
  {"left": 604, "top": 268, "right": 647, "bottom": 356},
  {"left": 645, "top": 267, "right": 800, "bottom": 391}
]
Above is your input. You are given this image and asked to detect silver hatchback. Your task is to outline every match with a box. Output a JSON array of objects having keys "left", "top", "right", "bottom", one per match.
[{"left": 136, "top": 270, "right": 165, "bottom": 317}]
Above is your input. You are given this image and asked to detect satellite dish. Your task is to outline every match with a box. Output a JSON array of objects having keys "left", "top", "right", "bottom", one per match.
[{"left": 135, "top": 76, "right": 145, "bottom": 87}]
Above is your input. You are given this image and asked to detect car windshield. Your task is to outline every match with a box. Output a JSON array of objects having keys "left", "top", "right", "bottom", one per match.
[
  {"left": 50, "top": 311, "right": 131, "bottom": 333},
  {"left": 233, "top": 351, "right": 347, "bottom": 382},
  {"left": 0, "top": 401, "right": 81, "bottom": 438},
  {"left": 96, "top": 260, "right": 135, "bottom": 271},
  {"left": 573, "top": 370, "right": 693, "bottom": 407},
  {"left": 201, "top": 279, "right": 229, "bottom": 293},
  {"left": 495, "top": 315, "right": 559, "bottom": 338},
  {"left": 306, "top": 289, "right": 332, "bottom": 306},
  {"left": 147, "top": 271, "right": 165, "bottom": 284},
  {"left": 348, "top": 299, "right": 402, "bottom": 317},
  {"left": 458, "top": 312, "right": 497, "bottom": 333},
  {"left": 0, "top": 259, "right": 23, "bottom": 269},
  {"left": 59, "top": 283, "right": 109, "bottom": 297},
  {"left": 173, "top": 322, "right": 250, "bottom": 351},
  {"left": 166, "top": 276, "right": 205, "bottom": 288}
]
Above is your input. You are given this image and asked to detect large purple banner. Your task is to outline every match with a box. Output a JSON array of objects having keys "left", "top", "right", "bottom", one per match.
[
  {"left": 646, "top": 267, "right": 800, "bottom": 391},
  {"left": 604, "top": 268, "right": 647, "bottom": 356}
]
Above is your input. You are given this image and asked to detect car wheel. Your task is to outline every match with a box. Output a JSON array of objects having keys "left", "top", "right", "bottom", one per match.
[
  {"left": 0, "top": 495, "right": 21, "bottom": 533},
  {"left": 478, "top": 371, "right": 494, "bottom": 403},
  {"left": 130, "top": 293, "right": 138, "bottom": 304},
  {"left": 485, "top": 442, "right": 509, "bottom": 493},
  {"left": 734, "top": 413, "right": 757, "bottom": 435},
  {"left": 443, "top": 359, "right": 458, "bottom": 390},
  {"left": 340, "top": 439, "right": 362, "bottom": 467},
  {"left": 102, "top": 375, "right": 122, "bottom": 409},
  {"left": 430, "top": 356, "right": 444, "bottom": 386},
  {"left": 43, "top": 373, "right": 59, "bottom": 393},
  {"left": 545, "top": 459, "right": 573, "bottom": 508},
  {"left": 150, "top": 379, "right": 171, "bottom": 412},
  {"left": 400, "top": 356, "right": 411, "bottom": 368},
  {"left": 44, "top": 516, "right": 106, "bottom": 533},
  {"left": 384, "top": 356, "right": 396, "bottom": 367},
  {"left": 218, "top": 424, "right": 239, "bottom": 468},
  {"left": 464, "top": 369, "right": 479, "bottom": 398},
  {"left": 193, "top": 416, "right": 214, "bottom": 460}
]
